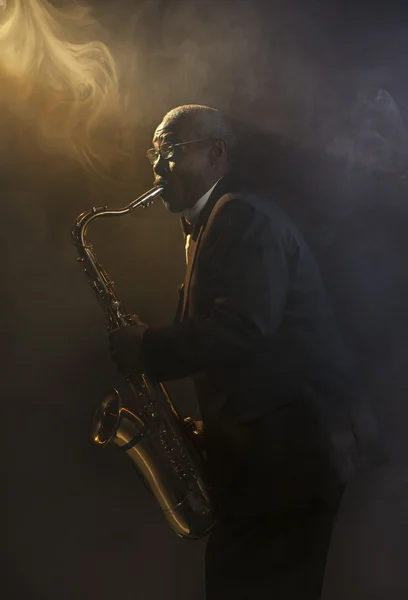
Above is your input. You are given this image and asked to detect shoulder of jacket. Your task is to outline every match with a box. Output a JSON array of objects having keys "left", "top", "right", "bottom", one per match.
[
  {"left": 207, "top": 193, "right": 260, "bottom": 230},
  {"left": 211, "top": 191, "right": 263, "bottom": 220},
  {"left": 211, "top": 191, "right": 289, "bottom": 230},
  {"left": 209, "top": 190, "right": 304, "bottom": 256}
]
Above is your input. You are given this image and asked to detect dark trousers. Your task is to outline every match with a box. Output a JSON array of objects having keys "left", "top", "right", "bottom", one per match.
[{"left": 205, "top": 490, "right": 344, "bottom": 600}]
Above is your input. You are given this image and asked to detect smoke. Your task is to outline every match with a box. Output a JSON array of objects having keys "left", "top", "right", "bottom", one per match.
[
  {"left": 0, "top": 0, "right": 335, "bottom": 178},
  {"left": 124, "top": 0, "right": 325, "bottom": 140},
  {"left": 0, "top": 0, "right": 135, "bottom": 176},
  {"left": 328, "top": 85, "right": 408, "bottom": 174},
  {"left": 2, "top": 0, "right": 408, "bottom": 180}
]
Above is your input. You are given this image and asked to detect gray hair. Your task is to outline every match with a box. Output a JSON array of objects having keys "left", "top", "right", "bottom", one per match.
[{"left": 160, "top": 104, "right": 237, "bottom": 163}]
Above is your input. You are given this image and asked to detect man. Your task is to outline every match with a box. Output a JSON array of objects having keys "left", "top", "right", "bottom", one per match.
[{"left": 110, "top": 104, "right": 383, "bottom": 599}]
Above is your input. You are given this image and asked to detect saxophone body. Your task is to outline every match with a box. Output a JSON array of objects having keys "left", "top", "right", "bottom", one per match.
[{"left": 72, "top": 186, "right": 215, "bottom": 539}]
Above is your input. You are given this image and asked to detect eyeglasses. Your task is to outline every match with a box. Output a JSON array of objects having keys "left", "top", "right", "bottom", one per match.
[{"left": 146, "top": 138, "right": 211, "bottom": 165}]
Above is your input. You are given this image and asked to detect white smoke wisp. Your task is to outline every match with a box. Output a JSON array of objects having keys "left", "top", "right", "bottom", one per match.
[
  {"left": 0, "top": 0, "right": 133, "bottom": 175},
  {"left": 328, "top": 84, "right": 408, "bottom": 174}
]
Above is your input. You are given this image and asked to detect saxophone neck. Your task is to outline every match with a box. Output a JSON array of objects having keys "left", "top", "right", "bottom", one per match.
[
  {"left": 71, "top": 185, "right": 164, "bottom": 245},
  {"left": 72, "top": 185, "right": 163, "bottom": 332}
]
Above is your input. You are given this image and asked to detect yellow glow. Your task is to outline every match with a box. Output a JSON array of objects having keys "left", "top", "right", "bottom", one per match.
[{"left": 0, "top": 0, "right": 131, "bottom": 172}]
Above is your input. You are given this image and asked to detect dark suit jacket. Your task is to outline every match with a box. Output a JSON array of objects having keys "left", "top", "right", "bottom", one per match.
[{"left": 141, "top": 176, "right": 385, "bottom": 515}]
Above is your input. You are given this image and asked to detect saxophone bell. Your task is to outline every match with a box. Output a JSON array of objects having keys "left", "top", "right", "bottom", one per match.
[{"left": 91, "top": 389, "right": 122, "bottom": 447}]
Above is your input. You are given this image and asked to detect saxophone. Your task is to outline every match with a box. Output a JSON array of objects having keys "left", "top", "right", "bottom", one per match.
[{"left": 72, "top": 185, "right": 215, "bottom": 539}]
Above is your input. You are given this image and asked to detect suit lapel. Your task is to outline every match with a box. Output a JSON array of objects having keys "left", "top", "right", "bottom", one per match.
[
  {"left": 179, "top": 175, "right": 245, "bottom": 321},
  {"left": 191, "top": 176, "right": 232, "bottom": 239},
  {"left": 180, "top": 225, "right": 204, "bottom": 319},
  {"left": 179, "top": 178, "right": 229, "bottom": 321}
]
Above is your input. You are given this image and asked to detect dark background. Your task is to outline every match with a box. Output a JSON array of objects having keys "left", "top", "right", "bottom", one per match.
[{"left": 3, "top": 0, "right": 408, "bottom": 598}]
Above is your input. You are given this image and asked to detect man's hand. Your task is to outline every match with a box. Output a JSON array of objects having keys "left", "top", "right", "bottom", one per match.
[
  {"left": 128, "top": 313, "right": 147, "bottom": 327},
  {"left": 109, "top": 320, "right": 148, "bottom": 376}
]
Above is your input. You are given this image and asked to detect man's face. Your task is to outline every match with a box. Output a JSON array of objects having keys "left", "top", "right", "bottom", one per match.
[{"left": 151, "top": 119, "right": 214, "bottom": 213}]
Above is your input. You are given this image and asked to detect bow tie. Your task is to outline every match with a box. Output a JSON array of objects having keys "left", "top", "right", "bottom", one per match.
[{"left": 181, "top": 217, "right": 194, "bottom": 236}]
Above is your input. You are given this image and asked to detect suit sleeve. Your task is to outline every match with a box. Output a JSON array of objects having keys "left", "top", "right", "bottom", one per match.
[{"left": 141, "top": 199, "right": 290, "bottom": 381}]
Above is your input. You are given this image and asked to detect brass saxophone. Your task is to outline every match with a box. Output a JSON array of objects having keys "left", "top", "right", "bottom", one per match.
[{"left": 72, "top": 185, "right": 215, "bottom": 539}]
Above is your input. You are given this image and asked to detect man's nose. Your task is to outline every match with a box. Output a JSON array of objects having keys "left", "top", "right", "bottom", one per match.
[{"left": 153, "top": 155, "right": 169, "bottom": 177}]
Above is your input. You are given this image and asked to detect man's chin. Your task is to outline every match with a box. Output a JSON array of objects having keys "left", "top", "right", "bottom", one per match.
[{"left": 161, "top": 194, "right": 182, "bottom": 213}]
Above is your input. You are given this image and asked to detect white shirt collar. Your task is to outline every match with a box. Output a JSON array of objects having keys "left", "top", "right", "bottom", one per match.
[{"left": 181, "top": 177, "right": 223, "bottom": 225}]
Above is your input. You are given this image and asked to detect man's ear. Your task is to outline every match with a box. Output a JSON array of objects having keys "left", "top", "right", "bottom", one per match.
[{"left": 209, "top": 139, "right": 227, "bottom": 165}]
